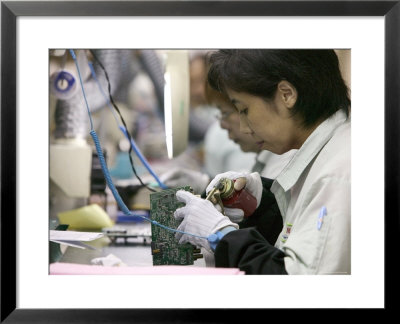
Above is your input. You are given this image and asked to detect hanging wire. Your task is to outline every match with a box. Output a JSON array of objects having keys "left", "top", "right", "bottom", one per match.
[
  {"left": 87, "top": 59, "right": 168, "bottom": 189},
  {"left": 88, "top": 50, "right": 156, "bottom": 192},
  {"left": 69, "top": 49, "right": 209, "bottom": 241}
]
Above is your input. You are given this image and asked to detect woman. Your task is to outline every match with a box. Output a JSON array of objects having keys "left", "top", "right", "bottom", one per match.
[
  {"left": 173, "top": 50, "right": 351, "bottom": 275},
  {"left": 203, "top": 83, "right": 259, "bottom": 179}
]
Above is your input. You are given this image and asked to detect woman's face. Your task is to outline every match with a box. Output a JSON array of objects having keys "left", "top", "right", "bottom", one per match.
[
  {"left": 214, "top": 99, "right": 260, "bottom": 153},
  {"left": 226, "top": 83, "right": 312, "bottom": 155},
  {"left": 190, "top": 57, "right": 207, "bottom": 108}
]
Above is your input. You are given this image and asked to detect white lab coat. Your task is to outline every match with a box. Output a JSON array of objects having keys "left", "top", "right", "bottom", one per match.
[
  {"left": 271, "top": 110, "right": 351, "bottom": 274},
  {"left": 256, "top": 149, "right": 297, "bottom": 179},
  {"left": 204, "top": 121, "right": 257, "bottom": 177}
]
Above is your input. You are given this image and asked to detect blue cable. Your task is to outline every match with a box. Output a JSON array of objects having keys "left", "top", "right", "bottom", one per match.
[
  {"left": 117, "top": 125, "right": 168, "bottom": 189},
  {"left": 69, "top": 49, "right": 208, "bottom": 241},
  {"left": 90, "top": 129, "right": 207, "bottom": 240},
  {"left": 69, "top": 50, "right": 94, "bottom": 131},
  {"left": 88, "top": 61, "right": 168, "bottom": 189}
]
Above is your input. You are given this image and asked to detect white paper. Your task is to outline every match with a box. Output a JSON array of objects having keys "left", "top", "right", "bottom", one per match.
[
  {"left": 50, "top": 230, "right": 104, "bottom": 242},
  {"left": 50, "top": 240, "right": 97, "bottom": 250}
]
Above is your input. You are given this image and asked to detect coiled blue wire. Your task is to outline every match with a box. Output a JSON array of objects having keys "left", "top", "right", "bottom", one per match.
[
  {"left": 69, "top": 49, "right": 208, "bottom": 241},
  {"left": 91, "top": 129, "right": 206, "bottom": 239},
  {"left": 88, "top": 61, "right": 167, "bottom": 189}
]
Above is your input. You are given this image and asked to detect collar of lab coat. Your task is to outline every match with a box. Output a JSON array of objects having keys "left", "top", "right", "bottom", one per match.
[{"left": 271, "top": 109, "right": 349, "bottom": 197}]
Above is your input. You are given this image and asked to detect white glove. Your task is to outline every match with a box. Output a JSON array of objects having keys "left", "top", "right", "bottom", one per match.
[
  {"left": 174, "top": 190, "right": 238, "bottom": 251},
  {"left": 202, "top": 248, "right": 215, "bottom": 267},
  {"left": 160, "top": 167, "right": 210, "bottom": 194},
  {"left": 206, "top": 171, "right": 263, "bottom": 222},
  {"left": 214, "top": 204, "right": 245, "bottom": 224}
]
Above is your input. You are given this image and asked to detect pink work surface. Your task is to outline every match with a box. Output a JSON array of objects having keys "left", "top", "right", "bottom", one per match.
[{"left": 50, "top": 262, "right": 245, "bottom": 275}]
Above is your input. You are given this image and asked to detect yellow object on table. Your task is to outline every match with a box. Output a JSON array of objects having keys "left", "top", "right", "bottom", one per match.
[{"left": 58, "top": 204, "right": 114, "bottom": 230}]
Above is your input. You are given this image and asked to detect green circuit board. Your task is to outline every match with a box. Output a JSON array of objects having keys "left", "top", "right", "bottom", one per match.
[{"left": 150, "top": 186, "right": 202, "bottom": 265}]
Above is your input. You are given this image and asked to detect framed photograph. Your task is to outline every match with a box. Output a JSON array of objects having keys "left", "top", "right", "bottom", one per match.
[{"left": 1, "top": 0, "right": 398, "bottom": 321}]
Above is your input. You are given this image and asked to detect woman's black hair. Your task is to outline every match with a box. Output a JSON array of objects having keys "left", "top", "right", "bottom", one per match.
[{"left": 207, "top": 49, "right": 351, "bottom": 127}]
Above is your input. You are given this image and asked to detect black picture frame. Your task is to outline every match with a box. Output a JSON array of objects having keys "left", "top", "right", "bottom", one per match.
[{"left": 1, "top": 0, "right": 398, "bottom": 322}]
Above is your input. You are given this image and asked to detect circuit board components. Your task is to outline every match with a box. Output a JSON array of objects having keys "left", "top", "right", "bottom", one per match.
[{"left": 150, "top": 186, "right": 203, "bottom": 265}]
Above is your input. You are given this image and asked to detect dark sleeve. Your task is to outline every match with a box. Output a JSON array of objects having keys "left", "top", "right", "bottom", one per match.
[
  {"left": 238, "top": 177, "right": 283, "bottom": 245},
  {"left": 214, "top": 228, "right": 288, "bottom": 275}
]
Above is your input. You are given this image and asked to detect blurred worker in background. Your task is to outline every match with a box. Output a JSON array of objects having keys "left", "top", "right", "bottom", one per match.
[
  {"left": 173, "top": 49, "right": 351, "bottom": 275},
  {"left": 159, "top": 83, "right": 258, "bottom": 196},
  {"left": 160, "top": 50, "right": 218, "bottom": 190},
  {"left": 203, "top": 85, "right": 258, "bottom": 178},
  {"left": 182, "top": 51, "right": 219, "bottom": 172},
  {"left": 188, "top": 51, "right": 218, "bottom": 144}
]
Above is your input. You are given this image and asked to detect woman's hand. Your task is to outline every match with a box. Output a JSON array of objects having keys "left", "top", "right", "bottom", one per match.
[
  {"left": 174, "top": 190, "right": 238, "bottom": 251},
  {"left": 205, "top": 171, "right": 263, "bottom": 222}
]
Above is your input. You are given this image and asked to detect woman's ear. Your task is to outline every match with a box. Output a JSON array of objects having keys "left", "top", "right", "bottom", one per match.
[{"left": 277, "top": 80, "right": 297, "bottom": 109}]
